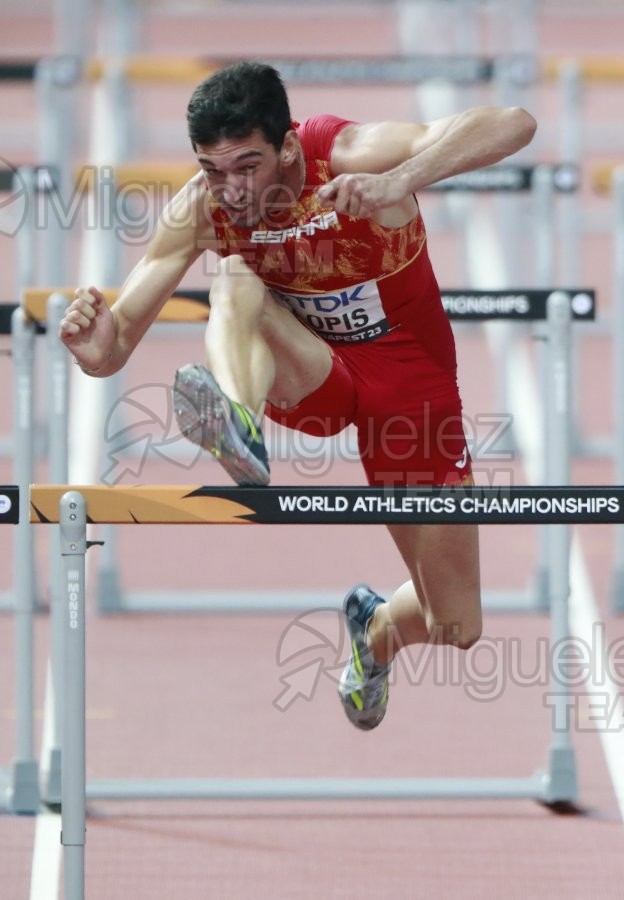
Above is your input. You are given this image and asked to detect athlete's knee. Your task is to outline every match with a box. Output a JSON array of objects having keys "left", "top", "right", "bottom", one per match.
[
  {"left": 454, "top": 623, "right": 482, "bottom": 651},
  {"left": 211, "top": 254, "right": 266, "bottom": 316},
  {"left": 427, "top": 614, "right": 482, "bottom": 650}
]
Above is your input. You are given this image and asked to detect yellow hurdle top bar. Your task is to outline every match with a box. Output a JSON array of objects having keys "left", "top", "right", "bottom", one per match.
[
  {"left": 542, "top": 56, "right": 624, "bottom": 82},
  {"left": 25, "top": 485, "right": 624, "bottom": 525},
  {"left": 83, "top": 56, "right": 624, "bottom": 85},
  {"left": 72, "top": 163, "right": 199, "bottom": 195},
  {"left": 21, "top": 288, "right": 211, "bottom": 324},
  {"left": 591, "top": 164, "right": 624, "bottom": 195}
]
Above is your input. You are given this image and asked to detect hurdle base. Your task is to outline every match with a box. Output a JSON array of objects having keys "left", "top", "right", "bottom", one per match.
[
  {"left": 530, "top": 564, "right": 550, "bottom": 614},
  {"left": 570, "top": 431, "right": 612, "bottom": 460},
  {"left": 0, "top": 590, "right": 47, "bottom": 614},
  {"left": 541, "top": 746, "right": 578, "bottom": 805},
  {"left": 97, "top": 567, "right": 124, "bottom": 613},
  {"left": 0, "top": 768, "right": 10, "bottom": 811},
  {"left": 86, "top": 773, "right": 550, "bottom": 802},
  {"left": 10, "top": 759, "right": 40, "bottom": 814},
  {"left": 42, "top": 747, "right": 62, "bottom": 807},
  {"left": 95, "top": 588, "right": 546, "bottom": 615}
]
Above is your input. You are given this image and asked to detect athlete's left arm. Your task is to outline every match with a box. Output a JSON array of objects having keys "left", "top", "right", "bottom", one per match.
[{"left": 317, "top": 106, "right": 537, "bottom": 218}]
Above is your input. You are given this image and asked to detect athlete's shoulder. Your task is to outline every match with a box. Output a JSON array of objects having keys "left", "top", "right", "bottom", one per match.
[{"left": 297, "top": 114, "right": 357, "bottom": 162}]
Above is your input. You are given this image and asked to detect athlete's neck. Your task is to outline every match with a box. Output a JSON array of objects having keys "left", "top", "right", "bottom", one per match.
[{"left": 265, "top": 144, "right": 306, "bottom": 217}]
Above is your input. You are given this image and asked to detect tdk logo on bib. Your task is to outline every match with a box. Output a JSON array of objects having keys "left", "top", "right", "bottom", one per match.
[{"left": 278, "top": 279, "right": 389, "bottom": 343}]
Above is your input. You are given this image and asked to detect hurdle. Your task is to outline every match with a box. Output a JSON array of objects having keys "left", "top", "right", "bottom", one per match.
[
  {"left": 27, "top": 471, "right": 624, "bottom": 900},
  {"left": 0, "top": 179, "right": 52, "bottom": 809},
  {"left": 0, "top": 64, "right": 68, "bottom": 808}
]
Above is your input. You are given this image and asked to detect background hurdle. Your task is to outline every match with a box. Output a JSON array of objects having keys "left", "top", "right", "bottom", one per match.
[
  {"left": 21, "top": 284, "right": 595, "bottom": 619},
  {"left": 0, "top": 42, "right": 73, "bottom": 821}
]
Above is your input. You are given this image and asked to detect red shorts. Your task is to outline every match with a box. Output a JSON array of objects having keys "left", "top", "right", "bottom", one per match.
[{"left": 266, "top": 322, "right": 472, "bottom": 487}]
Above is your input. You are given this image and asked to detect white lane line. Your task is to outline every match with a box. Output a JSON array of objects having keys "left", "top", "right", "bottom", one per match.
[
  {"left": 29, "top": 663, "right": 61, "bottom": 900},
  {"left": 29, "top": 812, "right": 62, "bottom": 900},
  {"left": 569, "top": 549, "right": 624, "bottom": 819}
]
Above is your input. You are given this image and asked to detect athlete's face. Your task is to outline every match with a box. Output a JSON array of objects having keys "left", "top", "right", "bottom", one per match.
[{"left": 196, "top": 129, "right": 300, "bottom": 227}]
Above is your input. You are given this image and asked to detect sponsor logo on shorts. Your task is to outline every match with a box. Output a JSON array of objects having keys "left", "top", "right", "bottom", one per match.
[{"left": 455, "top": 445, "right": 468, "bottom": 469}]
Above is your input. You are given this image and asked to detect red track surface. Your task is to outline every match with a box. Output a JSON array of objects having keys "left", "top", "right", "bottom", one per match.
[{"left": 1, "top": 4, "right": 624, "bottom": 899}]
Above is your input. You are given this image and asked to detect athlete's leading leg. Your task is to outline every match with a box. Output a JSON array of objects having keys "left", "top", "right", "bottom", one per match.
[
  {"left": 174, "top": 254, "right": 335, "bottom": 483},
  {"left": 204, "top": 254, "right": 334, "bottom": 415},
  {"left": 203, "top": 254, "right": 276, "bottom": 417}
]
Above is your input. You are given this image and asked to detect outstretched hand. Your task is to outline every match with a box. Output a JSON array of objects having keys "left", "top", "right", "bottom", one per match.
[
  {"left": 59, "top": 287, "right": 116, "bottom": 372},
  {"left": 316, "top": 172, "right": 408, "bottom": 218}
]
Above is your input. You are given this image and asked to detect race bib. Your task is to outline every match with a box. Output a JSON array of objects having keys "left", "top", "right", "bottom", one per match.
[{"left": 277, "top": 279, "right": 388, "bottom": 343}]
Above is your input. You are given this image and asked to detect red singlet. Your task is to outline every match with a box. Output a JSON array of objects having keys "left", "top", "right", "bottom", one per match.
[{"left": 210, "top": 115, "right": 471, "bottom": 487}]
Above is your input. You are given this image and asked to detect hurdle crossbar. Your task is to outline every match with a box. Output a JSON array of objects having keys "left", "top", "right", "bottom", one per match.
[
  {"left": 20, "top": 288, "right": 211, "bottom": 326},
  {"left": 29, "top": 484, "right": 624, "bottom": 526},
  {"left": 18, "top": 287, "right": 596, "bottom": 329},
  {"left": 543, "top": 56, "right": 624, "bottom": 83},
  {"left": 84, "top": 54, "right": 531, "bottom": 86},
  {"left": 81, "top": 54, "right": 624, "bottom": 88},
  {"left": 592, "top": 164, "right": 624, "bottom": 195},
  {"left": 5, "top": 53, "right": 624, "bottom": 93},
  {"left": 0, "top": 61, "right": 37, "bottom": 81},
  {"left": 64, "top": 161, "right": 578, "bottom": 196},
  {"left": 0, "top": 482, "right": 614, "bottom": 526}
]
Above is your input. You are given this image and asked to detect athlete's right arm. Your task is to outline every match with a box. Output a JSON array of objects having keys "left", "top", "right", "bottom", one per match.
[{"left": 59, "top": 174, "right": 215, "bottom": 376}]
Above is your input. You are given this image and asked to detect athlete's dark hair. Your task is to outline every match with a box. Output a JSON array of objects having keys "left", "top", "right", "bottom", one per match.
[{"left": 186, "top": 61, "right": 292, "bottom": 152}]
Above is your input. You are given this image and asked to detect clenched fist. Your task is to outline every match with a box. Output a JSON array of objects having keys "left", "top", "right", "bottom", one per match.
[
  {"left": 316, "top": 172, "right": 409, "bottom": 219},
  {"left": 59, "top": 287, "right": 116, "bottom": 374}
]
